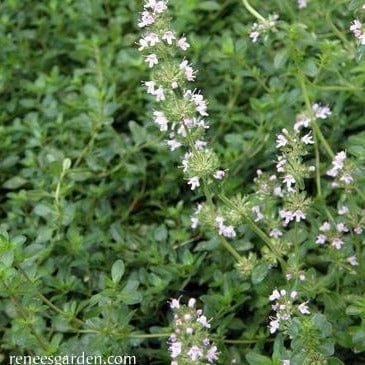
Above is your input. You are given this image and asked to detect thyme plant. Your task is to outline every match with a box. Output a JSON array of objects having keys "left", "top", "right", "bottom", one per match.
[{"left": 138, "top": 0, "right": 365, "bottom": 364}]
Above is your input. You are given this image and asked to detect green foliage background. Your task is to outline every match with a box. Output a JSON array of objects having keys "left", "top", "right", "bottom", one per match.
[{"left": 1, "top": 0, "right": 365, "bottom": 364}]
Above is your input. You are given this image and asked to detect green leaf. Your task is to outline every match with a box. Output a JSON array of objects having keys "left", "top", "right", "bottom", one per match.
[
  {"left": 303, "top": 58, "right": 318, "bottom": 77},
  {"left": 251, "top": 262, "right": 270, "bottom": 284},
  {"left": 274, "top": 49, "right": 289, "bottom": 69},
  {"left": 111, "top": 259, "right": 125, "bottom": 284},
  {"left": 83, "top": 84, "right": 99, "bottom": 99},
  {"left": 0, "top": 250, "right": 14, "bottom": 267},
  {"left": 246, "top": 352, "right": 272, "bottom": 365},
  {"left": 129, "top": 121, "right": 147, "bottom": 145},
  {"left": 197, "top": 1, "right": 221, "bottom": 11},
  {"left": 3, "top": 176, "right": 27, "bottom": 189},
  {"left": 154, "top": 224, "right": 168, "bottom": 242}
]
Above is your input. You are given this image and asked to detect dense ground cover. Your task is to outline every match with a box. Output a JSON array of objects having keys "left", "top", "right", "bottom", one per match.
[{"left": 1, "top": 0, "right": 365, "bottom": 364}]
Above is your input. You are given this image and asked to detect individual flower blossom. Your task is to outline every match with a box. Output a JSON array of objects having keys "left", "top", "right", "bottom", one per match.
[
  {"left": 169, "top": 298, "right": 181, "bottom": 309},
  {"left": 283, "top": 174, "right": 296, "bottom": 191},
  {"left": 282, "top": 360, "right": 290, "bottom": 365},
  {"left": 145, "top": 32, "right": 160, "bottom": 46},
  {"left": 191, "top": 217, "right": 199, "bottom": 229},
  {"left": 294, "top": 114, "right": 311, "bottom": 132},
  {"left": 332, "top": 237, "right": 344, "bottom": 250},
  {"left": 276, "top": 129, "right": 288, "bottom": 148},
  {"left": 154, "top": 86, "right": 165, "bottom": 101},
  {"left": 188, "top": 346, "right": 203, "bottom": 361},
  {"left": 195, "top": 140, "right": 207, "bottom": 150},
  {"left": 252, "top": 205, "right": 265, "bottom": 222},
  {"left": 297, "top": 0, "right": 307, "bottom": 8},
  {"left": 153, "top": 111, "right": 168, "bottom": 131},
  {"left": 137, "top": 37, "right": 149, "bottom": 51},
  {"left": 338, "top": 206, "right": 349, "bottom": 215},
  {"left": 340, "top": 173, "right": 353, "bottom": 185},
  {"left": 144, "top": 80, "right": 155, "bottom": 94},
  {"left": 276, "top": 156, "right": 287, "bottom": 173},
  {"left": 188, "top": 176, "right": 200, "bottom": 190},
  {"left": 354, "top": 226, "right": 363, "bottom": 235},
  {"left": 298, "top": 302, "right": 310, "bottom": 314},
  {"left": 312, "top": 102, "right": 331, "bottom": 119},
  {"left": 347, "top": 255, "right": 359, "bottom": 266},
  {"left": 301, "top": 132, "right": 314, "bottom": 145},
  {"left": 169, "top": 341, "right": 182, "bottom": 358},
  {"left": 249, "top": 29, "right": 260, "bottom": 43},
  {"left": 206, "top": 346, "right": 219, "bottom": 363},
  {"left": 162, "top": 30, "right": 176, "bottom": 44},
  {"left": 197, "top": 315, "right": 211, "bottom": 328},
  {"left": 177, "top": 36, "right": 190, "bottom": 50},
  {"left": 316, "top": 234, "right": 326, "bottom": 245},
  {"left": 336, "top": 222, "right": 349, "bottom": 233},
  {"left": 213, "top": 170, "right": 225, "bottom": 179},
  {"left": 320, "top": 221, "right": 331, "bottom": 232},
  {"left": 145, "top": 53, "right": 158, "bottom": 68},
  {"left": 138, "top": 10, "right": 155, "bottom": 28},
  {"left": 180, "top": 60, "right": 196, "bottom": 81},
  {"left": 269, "top": 228, "right": 282, "bottom": 239},
  {"left": 167, "top": 139, "right": 182, "bottom": 151}
]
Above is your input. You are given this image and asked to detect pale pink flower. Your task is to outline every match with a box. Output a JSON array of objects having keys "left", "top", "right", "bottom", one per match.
[
  {"left": 177, "top": 36, "right": 190, "bottom": 50},
  {"left": 154, "top": 86, "right": 165, "bottom": 101},
  {"left": 145, "top": 53, "right": 158, "bottom": 68},
  {"left": 316, "top": 234, "right": 326, "bottom": 244},
  {"left": 206, "top": 346, "right": 219, "bottom": 363},
  {"left": 153, "top": 111, "right": 168, "bottom": 131},
  {"left": 312, "top": 103, "right": 331, "bottom": 119},
  {"left": 188, "top": 176, "right": 200, "bottom": 190},
  {"left": 187, "top": 346, "right": 203, "bottom": 361},
  {"left": 298, "top": 302, "right": 310, "bottom": 314},
  {"left": 213, "top": 170, "right": 225, "bottom": 179},
  {"left": 332, "top": 237, "right": 344, "bottom": 249},
  {"left": 162, "top": 30, "right": 176, "bottom": 44},
  {"left": 347, "top": 256, "right": 359, "bottom": 266}
]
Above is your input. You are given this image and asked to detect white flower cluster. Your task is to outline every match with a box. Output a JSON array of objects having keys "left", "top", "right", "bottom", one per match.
[
  {"left": 326, "top": 151, "right": 354, "bottom": 188},
  {"left": 138, "top": 0, "right": 225, "bottom": 187},
  {"left": 350, "top": 19, "right": 365, "bottom": 45},
  {"left": 139, "top": 0, "right": 236, "bottom": 239},
  {"left": 294, "top": 102, "right": 331, "bottom": 133},
  {"left": 249, "top": 14, "right": 279, "bottom": 43},
  {"left": 315, "top": 206, "right": 362, "bottom": 262},
  {"left": 269, "top": 289, "right": 310, "bottom": 334},
  {"left": 168, "top": 298, "right": 219, "bottom": 365}
]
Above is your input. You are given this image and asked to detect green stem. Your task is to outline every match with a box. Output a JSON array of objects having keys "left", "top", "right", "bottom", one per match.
[
  {"left": 242, "top": 0, "right": 266, "bottom": 23},
  {"left": 219, "top": 236, "right": 242, "bottom": 262},
  {"left": 181, "top": 123, "right": 242, "bottom": 262},
  {"left": 218, "top": 193, "right": 287, "bottom": 270}
]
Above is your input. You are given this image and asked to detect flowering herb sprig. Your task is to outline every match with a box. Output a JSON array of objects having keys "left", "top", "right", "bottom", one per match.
[{"left": 168, "top": 298, "right": 219, "bottom": 365}]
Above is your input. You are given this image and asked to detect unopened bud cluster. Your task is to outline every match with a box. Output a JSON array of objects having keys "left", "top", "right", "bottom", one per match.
[{"left": 168, "top": 298, "right": 219, "bottom": 365}]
